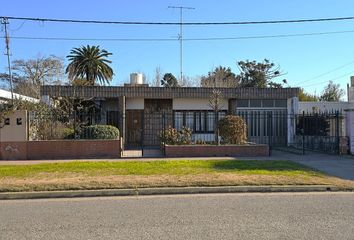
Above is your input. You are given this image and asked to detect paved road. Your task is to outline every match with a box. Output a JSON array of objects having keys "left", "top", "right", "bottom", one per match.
[{"left": 1, "top": 192, "right": 354, "bottom": 240}]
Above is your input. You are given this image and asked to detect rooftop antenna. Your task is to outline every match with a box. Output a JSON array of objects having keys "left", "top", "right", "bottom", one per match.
[
  {"left": 1, "top": 17, "right": 14, "bottom": 104},
  {"left": 168, "top": 6, "right": 195, "bottom": 83}
]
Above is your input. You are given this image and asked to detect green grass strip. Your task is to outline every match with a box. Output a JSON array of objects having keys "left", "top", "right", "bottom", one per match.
[{"left": 0, "top": 160, "right": 322, "bottom": 178}]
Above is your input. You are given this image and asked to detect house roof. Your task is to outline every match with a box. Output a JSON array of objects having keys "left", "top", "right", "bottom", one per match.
[
  {"left": 0, "top": 88, "right": 39, "bottom": 103},
  {"left": 41, "top": 85, "right": 299, "bottom": 100}
]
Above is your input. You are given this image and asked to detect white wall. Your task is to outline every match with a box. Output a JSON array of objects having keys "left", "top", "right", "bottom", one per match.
[
  {"left": 0, "top": 110, "right": 28, "bottom": 141},
  {"left": 298, "top": 101, "right": 352, "bottom": 114},
  {"left": 0, "top": 89, "right": 39, "bottom": 103},
  {"left": 126, "top": 98, "right": 144, "bottom": 110},
  {"left": 173, "top": 98, "right": 228, "bottom": 110}
]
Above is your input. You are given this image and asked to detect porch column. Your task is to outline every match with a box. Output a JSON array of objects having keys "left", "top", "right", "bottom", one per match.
[
  {"left": 287, "top": 97, "right": 299, "bottom": 146},
  {"left": 228, "top": 99, "right": 236, "bottom": 115},
  {"left": 118, "top": 96, "right": 126, "bottom": 147}
]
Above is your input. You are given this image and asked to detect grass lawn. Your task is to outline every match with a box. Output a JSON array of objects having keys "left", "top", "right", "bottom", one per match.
[{"left": 0, "top": 160, "right": 353, "bottom": 192}]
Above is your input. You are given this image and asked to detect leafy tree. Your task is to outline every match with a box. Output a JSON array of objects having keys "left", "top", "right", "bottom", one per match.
[
  {"left": 70, "top": 78, "right": 94, "bottom": 86},
  {"left": 201, "top": 66, "right": 239, "bottom": 87},
  {"left": 237, "top": 59, "right": 284, "bottom": 88},
  {"left": 161, "top": 73, "right": 179, "bottom": 87},
  {"left": 319, "top": 81, "right": 345, "bottom": 101},
  {"left": 0, "top": 55, "right": 65, "bottom": 98},
  {"left": 66, "top": 45, "right": 113, "bottom": 86},
  {"left": 298, "top": 88, "right": 319, "bottom": 101}
]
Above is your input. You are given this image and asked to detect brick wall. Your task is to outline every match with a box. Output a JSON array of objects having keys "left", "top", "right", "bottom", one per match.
[
  {"left": 41, "top": 85, "right": 299, "bottom": 100},
  {"left": 0, "top": 140, "right": 121, "bottom": 160},
  {"left": 0, "top": 142, "right": 28, "bottom": 160},
  {"left": 165, "top": 144, "right": 269, "bottom": 157}
]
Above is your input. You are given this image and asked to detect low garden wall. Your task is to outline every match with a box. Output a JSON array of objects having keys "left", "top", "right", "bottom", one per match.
[
  {"left": 164, "top": 144, "right": 269, "bottom": 157},
  {"left": 0, "top": 140, "right": 121, "bottom": 160}
]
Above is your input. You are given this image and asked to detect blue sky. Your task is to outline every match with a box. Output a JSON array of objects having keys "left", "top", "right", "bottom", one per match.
[{"left": 1, "top": 0, "right": 354, "bottom": 97}]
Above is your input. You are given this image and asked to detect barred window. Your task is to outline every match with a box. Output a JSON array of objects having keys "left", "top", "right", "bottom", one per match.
[
  {"left": 174, "top": 112, "right": 183, "bottom": 131},
  {"left": 195, "top": 112, "right": 205, "bottom": 132},
  {"left": 173, "top": 110, "right": 226, "bottom": 133},
  {"left": 185, "top": 112, "right": 194, "bottom": 130},
  {"left": 206, "top": 112, "right": 215, "bottom": 132}
]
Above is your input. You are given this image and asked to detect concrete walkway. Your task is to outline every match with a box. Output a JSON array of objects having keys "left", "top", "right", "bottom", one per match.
[
  {"left": 241, "top": 150, "right": 354, "bottom": 181},
  {"left": 1, "top": 150, "right": 354, "bottom": 181},
  {"left": 276, "top": 151, "right": 354, "bottom": 181}
]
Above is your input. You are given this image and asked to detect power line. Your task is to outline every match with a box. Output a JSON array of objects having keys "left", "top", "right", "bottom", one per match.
[
  {"left": 183, "top": 30, "right": 354, "bottom": 40},
  {"left": 3, "top": 15, "right": 354, "bottom": 25},
  {"left": 5, "top": 29, "right": 354, "bottom": 42},
  {"left": 5, "top": 36, "right": 176, "bottom": 41},
  {"left": 302, "top": 70, "right": 354, "bottom": 88},
  {"left": 292, "top": 60, "right": 354, "bottom": 84}
]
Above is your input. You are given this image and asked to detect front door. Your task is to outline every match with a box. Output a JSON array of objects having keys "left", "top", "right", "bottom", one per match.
[{"left": 125, "top": 110, "right": 143, "bottom": 148}]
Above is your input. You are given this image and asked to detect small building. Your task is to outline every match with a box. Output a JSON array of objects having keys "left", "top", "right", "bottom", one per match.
[{"left": 0, "top": 89, "right": 38, "bottom": 142}]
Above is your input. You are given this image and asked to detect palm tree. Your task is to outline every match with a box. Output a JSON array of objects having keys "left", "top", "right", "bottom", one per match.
[{"left": 66, "top": 45, "right": 113, "bottom": 85}]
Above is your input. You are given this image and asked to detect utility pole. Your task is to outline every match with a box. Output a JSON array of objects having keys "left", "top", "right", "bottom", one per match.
[
  {"left": 1, "top": 17, "right": 14, "bottom": 104},
  {"left": 168, "top": 6, "right": 195, "bottom": 83}
]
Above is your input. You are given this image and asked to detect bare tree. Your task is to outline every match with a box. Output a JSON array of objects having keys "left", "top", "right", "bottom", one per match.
[
  {"left": 3, "top": 55, "right": 66, "bottom": 98},
  {"left": 208, "top": 89, "right": 224, "bottom": 144}
]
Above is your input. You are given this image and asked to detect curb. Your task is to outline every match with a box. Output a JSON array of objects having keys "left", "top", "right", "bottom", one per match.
[{"left": 0, "top": 185, "right": 342, "bottom": 200}]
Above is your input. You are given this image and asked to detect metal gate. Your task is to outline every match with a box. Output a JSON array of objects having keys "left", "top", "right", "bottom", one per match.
[
  {"left": 236, "top": 109, "right": 288, "bottom": 147},
  {"left": 289, "top": 111, "right": 345, "bottom": 154}
]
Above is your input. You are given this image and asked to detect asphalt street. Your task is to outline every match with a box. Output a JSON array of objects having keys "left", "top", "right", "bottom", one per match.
[{"left": 1, "top": 192, "right": 354, "bottom": 240}]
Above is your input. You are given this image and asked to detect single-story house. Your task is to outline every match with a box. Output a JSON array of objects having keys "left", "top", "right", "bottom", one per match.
[{"left": 40, "top": 80, "right": 299, "bottom": 149}]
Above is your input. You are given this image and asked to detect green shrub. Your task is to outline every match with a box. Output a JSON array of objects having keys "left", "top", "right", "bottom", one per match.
[
  {"left": 195, "top": 139, "right": 207, "bottom": 145},
  {"left": 63, "top": 128, "right": 75, "bottom": 139},
  {"left": 80, "top": 125, "right": 119, "bottom": 140},
  {"left": 218, "top": 115, "right": 247, "bottom": 144},
  {"left": 159, "top": 126, "right": 192, "bottom": 145}
]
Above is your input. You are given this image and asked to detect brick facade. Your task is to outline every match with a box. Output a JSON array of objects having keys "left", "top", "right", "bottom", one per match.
[
  {"left": 165, "top": 144, "right": 269, "bottom": 157},
  {"left": 41, "top": 85, "right": 299, "bottom": 100},
  {"left": 0, "top": 140, "right": 121, "bottom": 160}
]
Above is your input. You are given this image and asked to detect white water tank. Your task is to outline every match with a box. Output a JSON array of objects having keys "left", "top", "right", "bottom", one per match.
[{"left": 130, "top": 73, "right": 144, "bottom": 85}]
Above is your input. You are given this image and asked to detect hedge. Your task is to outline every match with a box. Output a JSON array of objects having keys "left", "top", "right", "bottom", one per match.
[{"left": 80, "top": 125, "right": 120, "bottom": 140}]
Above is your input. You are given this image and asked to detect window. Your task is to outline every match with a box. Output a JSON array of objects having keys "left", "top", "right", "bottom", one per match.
[
  {"left": 236, "top": 99, "right": 288, "bottom": 109},
  {"left": 250, "top": 100, "right": 262, "bottom": 107},
  {"left": 185, "top": 112, "right": 194, "bottom": 130},
  {"left": 174, "top": 112, "right": 183, "bottom": 130},
  {"left": 173, "top": 110, "right": 226, "bottom": 133},
  {"left": 262, "top": 100, "right": 274, "bottom": 108},
  {"left": 207, "top": 112, "right": 215, "bottom": 132},
  {"left": 275, "top": 100, "right": 287, "bottom": 108},
  {"left": 237, "top": 100, "right": 249, "bottom": 108},
  {"left": 218, "top": 111, "right": 226, "bottom": 120},
  {"left": 195, "top": 112, "right": 205, "bottom": 132}
]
